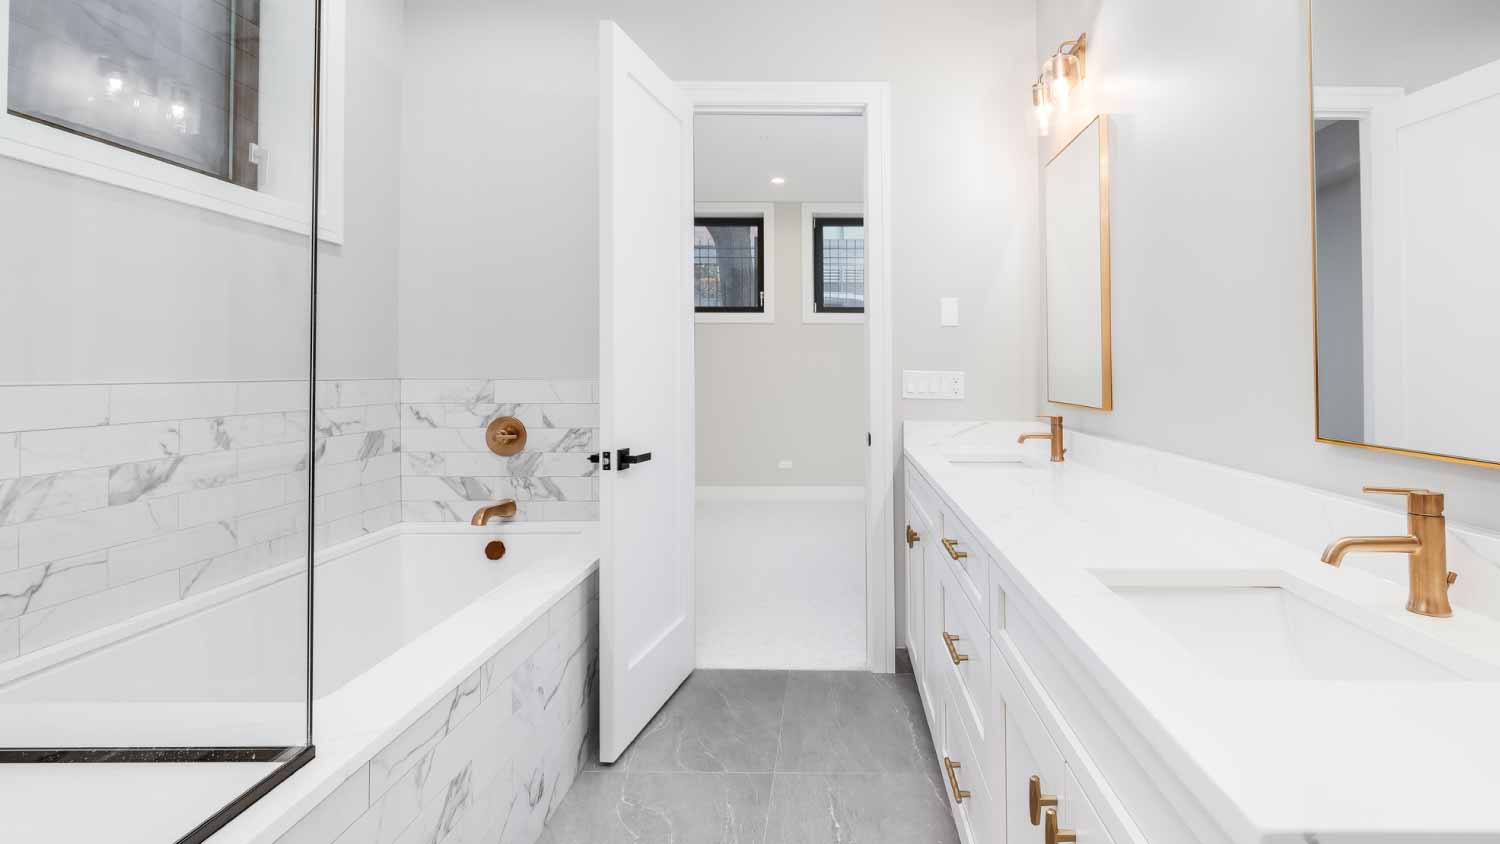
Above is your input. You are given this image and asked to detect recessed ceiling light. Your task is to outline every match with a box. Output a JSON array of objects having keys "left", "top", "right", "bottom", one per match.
[{"left": 770, "top": 176, "right": 786, "bottom": 185}]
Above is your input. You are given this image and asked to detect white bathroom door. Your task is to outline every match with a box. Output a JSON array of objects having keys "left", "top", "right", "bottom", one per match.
[{"left": 596, "top": 20, "right": 696, "bottom": 764}]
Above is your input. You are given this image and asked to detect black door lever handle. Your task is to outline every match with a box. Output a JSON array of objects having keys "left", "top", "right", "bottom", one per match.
[{"left": 617, "top": 448, "right": 652, "bottom": 470}]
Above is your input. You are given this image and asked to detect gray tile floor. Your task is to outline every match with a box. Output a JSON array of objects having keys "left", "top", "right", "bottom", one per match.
[{"left": 539, "top": 670, "right": 960, "bottom": 844}]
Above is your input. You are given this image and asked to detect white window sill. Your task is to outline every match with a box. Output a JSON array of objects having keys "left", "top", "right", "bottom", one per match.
[
  {"left": 803, "top": 312, "right": 865, "bottom": 325},
  {"left": 696, "top": 311, "right": 774, "bottom": 325}
]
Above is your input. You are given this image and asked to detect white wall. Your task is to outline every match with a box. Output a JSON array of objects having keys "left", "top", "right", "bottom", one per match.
[
  {"left": 695, "top": 203, "right": 865, "bottom": 486},
  {"left": 1037, "top": 0, "right": 1500, "bottom": 532},
  {"left": 1313, "top": 0, "right": 1500, "bottom": 93}
]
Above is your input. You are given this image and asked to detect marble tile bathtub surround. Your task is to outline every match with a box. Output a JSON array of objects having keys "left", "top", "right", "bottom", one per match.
[
  {"left": 0, "top": 378, "right": 402, "bottom": 665},
  {"left": 400, "top": 379, "right": 600, "bottom": 524},
  {"left": 272, "top": 573, "right": 599, "bottom": 844}
]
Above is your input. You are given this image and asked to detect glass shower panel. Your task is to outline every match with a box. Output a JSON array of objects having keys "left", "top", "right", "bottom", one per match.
[{"left": 0, "top": 1, "right": 320, "bottom": 842}]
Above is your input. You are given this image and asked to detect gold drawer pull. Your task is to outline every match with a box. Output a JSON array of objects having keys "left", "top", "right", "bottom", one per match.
[
  {"left": 942, "top": 632, "right": 970, "bottom": 665},
  {"left": 1045, "top": 809, "right": 1076, "bottom": 844},
  {"left": 941, "top": 538, "right": 968, "bottom": 560},
  {"left": 942, "top": 757, "right": 971, "bottom": 804},
  {"left": 906, "top": 525, "right": 920, "bottom": 548},
  {"left": 1029, "top": 775, "right": 1058, "bottom": 825}
]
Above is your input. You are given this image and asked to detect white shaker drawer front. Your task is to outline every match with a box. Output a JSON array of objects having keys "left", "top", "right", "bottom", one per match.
[
  {"left": 940, "top": 690, "right": 992, "bottom": 844},
  {"left": 907, "top": 466, "right": 941, "bottom": 529},
  {"left": 936, "top": 508, "right": 989, "bottom": 622},
  {"left": 993, "top": 641, "right": 1067, "bottom": 844},
  {"left": 1060, "top": 765, "right": 1117, "bottom": 844},
  {"left": 937, "top": 558, "right": 991, "bottom": 744}
]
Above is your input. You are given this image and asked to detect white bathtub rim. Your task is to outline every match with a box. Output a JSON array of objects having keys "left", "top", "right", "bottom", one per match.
[
  {"left": 0, "top": 521, "right": 587, "bottom": 693},
  {"left": 209, "top": 532, "right": 599, "bottom": 844}
]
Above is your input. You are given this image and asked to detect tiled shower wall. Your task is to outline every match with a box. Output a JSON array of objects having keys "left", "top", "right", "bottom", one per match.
[
  {"left": 0, "top": 377, "right": 599, "bottom": 666},
  {"left": 0, "top": 378, "right": 401, "bottom": 665},
  {"left": 400, "top": 379, "right": 600, "bottom": 524}
]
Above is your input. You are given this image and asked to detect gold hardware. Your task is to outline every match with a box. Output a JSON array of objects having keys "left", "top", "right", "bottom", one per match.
[
  {"left": 906, "top": 525, "right": 920, "bottom": 548},
  {"left": 941, "top": 538, "right": 968, "bottom": 560},
  {"left": 1321, "top": 487, "right": 1455, "bottom": 617},
  {"left": 484, "top": 540, "right": 507, "bottom": 561},
  {"left": 943, "top": 632, "right": 970, "bottom": 665},
  {"left": 1045, "top": 809, "right": 1077, "bottom": 844},
  {"left": 1018, "top": 415, "right": 1067, "bottom": 462},
  {"left": 1029, "top": 775, "right": 1058, "bottom": 825},
  {"left": 484, "top": 416, "right": 528, "bottom": 456},
  {"left": 942, "top": 757, "right": 971, "bottom": 804},
  {"left": 471, "top": 499, "right": 518, "bottom": 526}
]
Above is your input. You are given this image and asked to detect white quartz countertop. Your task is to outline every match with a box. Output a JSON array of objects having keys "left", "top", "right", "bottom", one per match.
[{"left": 905, "top": 421, "right": 1500, "bottom": 842}]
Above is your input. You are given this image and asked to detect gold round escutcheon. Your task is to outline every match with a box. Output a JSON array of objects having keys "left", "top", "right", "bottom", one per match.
[{"left": 485, "top": 416, "right": 528, "bottom": 456}]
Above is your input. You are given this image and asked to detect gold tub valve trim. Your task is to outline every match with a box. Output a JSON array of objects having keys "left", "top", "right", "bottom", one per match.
[
  {"left": 1018, "top": 415, "right": 1067, "bottom": 462},
  {"left": 1029, "top": 775, "right": 1058, "bottom": 825},
  {"left": 1321, "top": 486, "right": 1456, "bottom": 618},
  {"left": 1045, "top": 809, "right": 1077, "bottom": 844},
  {"left": 942, "top": 632, "right": 970, "bottom": 665},
  {"left": 942, "top": 757, "right": 971, "bottom": 804},
  {"left": 485, "top": 416, "right": 528, "bottom": 456},
  {"left": 471, "top": 499, "right": 518, "bottom": 526}
]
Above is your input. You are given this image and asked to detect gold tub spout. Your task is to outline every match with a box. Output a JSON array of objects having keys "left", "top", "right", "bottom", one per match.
[{"left": 471, "top": 499, "right": 518, "bottom": 526}]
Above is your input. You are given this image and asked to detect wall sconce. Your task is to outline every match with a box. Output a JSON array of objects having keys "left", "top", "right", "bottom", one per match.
[{"left": 1033, "top": 33, "right": 1087, "bottom": 136}]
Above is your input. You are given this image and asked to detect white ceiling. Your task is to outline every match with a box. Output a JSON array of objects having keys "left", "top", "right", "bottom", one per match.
[{"left": 694, "top": 113, "right": 865, "bottom": 204}]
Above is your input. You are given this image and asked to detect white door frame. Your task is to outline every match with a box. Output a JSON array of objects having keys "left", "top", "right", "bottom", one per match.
[{"left": 680, "top": 81, "right": 896, "bottom": 673}]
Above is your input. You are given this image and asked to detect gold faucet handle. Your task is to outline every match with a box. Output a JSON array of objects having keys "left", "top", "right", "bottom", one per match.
[{"left": 1364, "top": 486, "right": 1445, "bottom": 517}]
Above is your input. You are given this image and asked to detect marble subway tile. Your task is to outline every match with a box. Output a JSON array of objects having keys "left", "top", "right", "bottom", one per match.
[
  {"left": 398, "top": 428, "right": 486, "bottom": 454},
  {"left": 108, "top": 382, "right": 237, "bottom": 424},
  {"left": 0, "top": 526, "right": 17, "bottom": 572},
  {"left": 0, "top": 433, "right": 18, "bottom": 480},
  {"left": 180, "top": 413, "right": 295, "bottom": 455},
  {"left": 240, "top": 441, "right": 310, "bottom": 481},
  {"left": 178, "top": 537, "right": 292, "bottom": 597},
  {"left": 316, "top": 408, "right": 367, "bottom": 439},
  {"left": 17, "top": 571, "right": 177, "bottom": 654},
  {"left": 20, "top": 421, "right": 179, "bottom": 475},
  {"left": 0, "top": 468, "right": 109, "bottom": 525},
  {"left": 316, "top": 487, "right": 366, "bottom": 525},
  {"left": 0, "top": 385, "right": 110, "bottom": 433},
  {"left": 403, "top": 476, "right": 515, "bottom": 503},
  {"left": 18, "top": 497, "right": 177, "bottom": 568},
  {"left": 317, "top": 430, "right": 397, "bottom": 467},
  {"left": 236, "top": 380, "right": 308, "bottom": 415},
  {"left": 236, "top": 502, "right": 306, "bottom": 547},
  {"left": 0, "top": 619, "right": 16, "bottom": 661},
  {"left": 361, "top": 478, "right": 401, "bottom": 511},
  {"left": 369, "top": 669, "right": 485, "bottom": 799},
  {"left": 400, "top": 379, "right": 494, "bottom": 406},
  {"left": 107, "top": 451, "right": 236, "bottom": 505},
  {"left": 400, "top": 404, "right": 445, "bottom": 430},
  {"left": 327, "top": 379, "right": 400, "bottom": 408},
  {"left": 401, "top": 451, "right": 447, "bottom": 476},
  {"left": 401, "top": 500, "right": 472, "bottom": 523},
  {"left": 482, "top": 616, "right": 550, "bottom": 698},
  {"left": 107, "top": 521, "right": 237, "bottom": 586},
  {"left": 361, "top": 453, "right": 402, "bottom": 485},
  {"left": 447, "top": 403, "right": 600, "bottom": 430},
  {"left": 178, "top": 476, "right": 285, "bottom": 527},
  {"left": 363, "top": 403, "right": 400, "bottom": 432},
  {"left": 488, "top": 379, "right": 596, "bottom": 404},
  {"left": 362, "top": 503, "right": 401, "bottom": 535},
  {"left": 0, "top": 552, "right": 110, "bottom": 620},
  {"left": 274, "top": 766, "right": 371, "bottom": 844}
]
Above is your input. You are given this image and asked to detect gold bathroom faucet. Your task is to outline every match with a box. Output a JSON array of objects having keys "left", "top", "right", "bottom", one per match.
[
  {"left": 1017, "top": 415, "right": 1066, "bottom": 463},
  {"left": 471, "top": 499, "right": 518, "bottom": 526},
  {"left": 1321, "top": 487, "right": 1457, "bottom": 618}
]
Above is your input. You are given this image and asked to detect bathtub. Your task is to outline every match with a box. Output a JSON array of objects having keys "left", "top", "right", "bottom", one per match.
[{"left": 0, "top": 521, "right": 601, "bottom": 844}]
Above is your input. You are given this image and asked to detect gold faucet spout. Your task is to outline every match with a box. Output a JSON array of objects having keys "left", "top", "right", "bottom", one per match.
[
  {"left": 1320, "top": 535, "right": 1420, "bottom": 567},
  {"left": 471, "top": 499, "right": 518, "bottom": 526},
  {"left": 1017, "top": 416, "right": 1067, "bottom": 462},
  {"left": 1016, "top": 433, "right": 1052, "bottom": 444}
]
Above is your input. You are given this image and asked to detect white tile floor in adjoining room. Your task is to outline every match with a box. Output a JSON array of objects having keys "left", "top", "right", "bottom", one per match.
[{"left": 695, "top": 488, "right": 866, "bottom": 670}]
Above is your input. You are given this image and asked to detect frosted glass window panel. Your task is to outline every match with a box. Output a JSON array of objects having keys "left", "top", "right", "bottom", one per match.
[
  {"left": 7, "top": 0, "right": 261, "bottom": 188},
  {"left": 1044, "top": 116, "right": 1112, "bottom": 410}
]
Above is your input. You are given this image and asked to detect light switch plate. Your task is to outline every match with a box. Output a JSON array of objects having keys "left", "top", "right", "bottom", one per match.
[
  {"left": 940, "top": 297, "right": 959, "bottom": 326},
  {"left": 902, "top": 370, "right": 964, "bottom": 400}
]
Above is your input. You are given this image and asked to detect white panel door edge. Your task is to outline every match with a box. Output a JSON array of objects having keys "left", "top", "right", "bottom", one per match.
[{"left": 597, "top": 20, "right": 696, "bottom": 763}]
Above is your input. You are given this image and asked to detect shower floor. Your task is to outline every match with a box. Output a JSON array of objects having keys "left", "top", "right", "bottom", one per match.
[{"left": 0, "top": 762, "right": 279, "bottom": 844}]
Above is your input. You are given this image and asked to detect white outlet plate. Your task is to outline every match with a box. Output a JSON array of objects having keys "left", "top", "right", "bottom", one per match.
[{"left": 902, "top": 370, "right": 964, "bottom": 400}]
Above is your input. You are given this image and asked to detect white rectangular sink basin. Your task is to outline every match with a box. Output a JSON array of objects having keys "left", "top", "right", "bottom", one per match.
[
  {"left": 1096, "top": 570, "right": 1478, "bottom": 683},
  {"left": 940, "top": 447, "right": 1028, "bottom": 464}
]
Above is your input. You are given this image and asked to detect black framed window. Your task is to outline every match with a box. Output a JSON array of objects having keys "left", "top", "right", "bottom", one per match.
[
  {"left": 813, "top": 217, "right": 865, "bottom": 313},
  {"left": 694, "top": 217, "right": 764, "bottom": 313}
]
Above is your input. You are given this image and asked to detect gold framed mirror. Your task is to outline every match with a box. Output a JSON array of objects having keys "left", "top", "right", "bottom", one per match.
[
  {"left": 1308, "top": 1, "right": 1500, "bottom": 469},
  {"left": 1043, "top": 114, "right": 1113, "bottom": 411}
]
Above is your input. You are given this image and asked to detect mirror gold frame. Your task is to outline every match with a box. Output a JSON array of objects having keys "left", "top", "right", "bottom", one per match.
[
  {"left": 1304, "top": 6, "right": 1500, "bottom": 471},
  {"left": 1044, "top": 114, "right": 1113, "bottom": 411}
]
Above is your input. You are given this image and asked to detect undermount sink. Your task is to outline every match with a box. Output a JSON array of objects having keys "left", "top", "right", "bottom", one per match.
[
  {"left": 940, "top": 447, "right": 1029, "bottom": 465},
  {"left": 1095, "top": 570, "right": 1473, "bottom": 683}
]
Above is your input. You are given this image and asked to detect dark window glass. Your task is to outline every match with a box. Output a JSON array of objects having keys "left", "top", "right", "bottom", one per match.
[
  {"left": 813, "top": 217, "right": 865, "bottom": 313},
  {"left": 7, "top": 0, "right": 262, "bottom": 189},
  {"left": 694, "top": 217, "right": 764, "bottom": 313}
]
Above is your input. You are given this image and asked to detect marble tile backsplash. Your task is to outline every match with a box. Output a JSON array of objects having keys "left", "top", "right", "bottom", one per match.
[
  {"left": 0, "top": 379, "right": 402, "bottom": 665},
  {"left": 400, "top": 379, "right": 600, "bottom": 524}
]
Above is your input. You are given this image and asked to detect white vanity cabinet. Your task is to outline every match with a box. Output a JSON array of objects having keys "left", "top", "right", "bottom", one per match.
[{"left": 906, "top": 460, "right": 1125, "bottom": 844}]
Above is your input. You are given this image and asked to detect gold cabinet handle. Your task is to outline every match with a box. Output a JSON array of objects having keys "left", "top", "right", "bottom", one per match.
[
  {"left": 1029, "top": 775, "right": 1058, "bottom": 825},
  {"left": 906, "top": 525, "right": 920, "bottom": 548},
  {"left": 1045, "top": 809, "right": 1077, "bottom": 844},
  {"left": 942, "top": 632, "right": 970, "bottom": 665},
  {"left": 942, "top": 757, "right": 971, "bottom": 804},
  {"left": 941, "top": 538, "right": 968, "bottom": 560}
]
